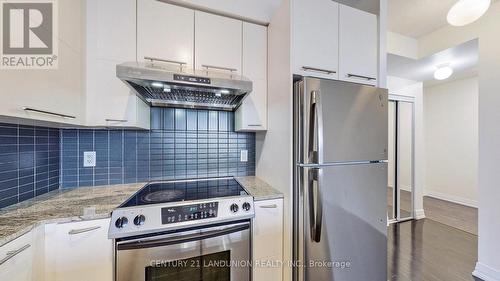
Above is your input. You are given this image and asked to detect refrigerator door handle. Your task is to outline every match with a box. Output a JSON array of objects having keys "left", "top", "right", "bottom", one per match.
[
  {"left": 308, "top": 91, "right": 324, "bottom": 164},
  {"left": 308, "top": 168, "right": 323, "bottom": 243}
]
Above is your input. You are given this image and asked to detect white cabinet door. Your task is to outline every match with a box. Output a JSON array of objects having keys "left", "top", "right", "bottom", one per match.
[
  {"left": 0, "top": 0, "right": 84, "bottom": 125},
  {"left": 253, "top": 199, "right": 283, "bottom": 281},
  {"left": 195, "top": 11, "right": 242, "bottom": 74},
  {"left": 85, "top": 0, "right": 150, "bottom": 129},
  {"left": 86, "top": 59, "right": 150, "bottom": 129},
  {"left": 236, "top": 23, "right": 268, "bottom": 131},
  {"left": 137, "top": 0, "right": 195, "bottom": 68},
  {"left": 0, "top": 231, "right": 33, "bottom": 281},
  {"left": 292, "top": 0, "right": 339, "bottom": 79},
  {"left": 339, "top": 4, "right": 378, "bottom": 86},
  {"left": 44, "top": 219, "right": 113, "bottom": 281}
]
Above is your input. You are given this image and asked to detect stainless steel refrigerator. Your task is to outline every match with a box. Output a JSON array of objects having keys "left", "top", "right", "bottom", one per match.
[{"left": 293, "top": 77, "right": 388, "bottom": 281}]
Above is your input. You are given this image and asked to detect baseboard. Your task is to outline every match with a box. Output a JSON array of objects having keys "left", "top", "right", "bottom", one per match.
[
  {"left": 414, "top": 209, "right": 425, "bottom": 220},
  {"left": 473, "top": 262, "right": 500, "bottom": 281},
  {"left": 425, "top": 190, "right": 478, "bottom": 208}
]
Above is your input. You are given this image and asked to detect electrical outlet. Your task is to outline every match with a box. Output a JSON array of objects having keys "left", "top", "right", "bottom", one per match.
[
  {"left": 83, "top": 151, "right": 96, "bottom": 167},
  {"left": 240, "top": 150, "right": 248, "bottom": 162}
]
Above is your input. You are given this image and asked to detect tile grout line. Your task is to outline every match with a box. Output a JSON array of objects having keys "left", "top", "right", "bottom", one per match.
[
  {"left": 33, "top": 125, "right": 36, "bottom": 196},
  {"left": 76, "top": 130, "right": 81, "bottom": 187},
  {"left": 107, "top": 130, "right": 110, "bottom": 186},
  {"left": 92, "top": 130, "right": 95, "bottom": 186},
  {"left": 122, "top": 129, "right": 124, "bottom": 184},
  {"left": 16, "top": 124, "right": 19, "bottom": 204}
]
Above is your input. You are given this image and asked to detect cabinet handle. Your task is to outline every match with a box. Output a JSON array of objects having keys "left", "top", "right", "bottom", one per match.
[
  {"left": 259, "top": 204, "right": 278, "bottom": 209},
  {"left": 0, "top": 244, "right": 31, "bottom": 266},
  {"left": 202, "top": 64, "right": 237, "bottom": 73},
  {"left": 68, "top": 226, "right": 101, "bottom": 235},
  {"left": 302, "top": 66, "right": 337, "bottom": 75},
  {"left": 22, "top": 107, "right": 75, "bottom": 119},
  {"left": 346, "top": 73, "right": 376, "bottom": 81},
  {"left": 247, "top": 124, "right": 262, "bottom": 127},
  {"left": 105, "top": 119, "right": 128, "bottom": 123},
  {"left": 144, "top": 56, "right": 187, "bottom": 67}
]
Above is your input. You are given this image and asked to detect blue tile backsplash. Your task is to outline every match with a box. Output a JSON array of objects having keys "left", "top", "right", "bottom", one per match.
[
  {"left": 60, "top": 108, "right": 255, "bottom": 188},
  {"left": 0, "top": 123, "right": 60, "bottom": 209},
  {"left": 0, "top": 108, "right": 256, "bottom": 208}
]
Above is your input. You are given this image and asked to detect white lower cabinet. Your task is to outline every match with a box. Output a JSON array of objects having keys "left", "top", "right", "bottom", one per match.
[
  {"left": 44, "top": 218, "right": 113, "bottom": 281},
  {"left": 253, "top": 198, "right": 283, "bottom": 281},
  {"left": 0, "top": 230, "right": 34, "bottom": 281}
]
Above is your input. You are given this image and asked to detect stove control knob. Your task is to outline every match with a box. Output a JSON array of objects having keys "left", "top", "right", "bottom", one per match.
[
  {"left": 242, "top": 202, "right": 251, "bottom": 212},
  {"left": 115, "top": 217, "right": 128, "bottom": 228},
  {"left": 230, "top": 203, "right": 239, "bottom": 213},
  {"left": 133, "top": 215, "right": 146, "bottom": 226}
]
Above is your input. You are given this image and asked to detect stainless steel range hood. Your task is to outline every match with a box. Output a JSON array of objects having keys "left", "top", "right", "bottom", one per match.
[{"left": 116, "top": 58, "right": 253, "bottom": 111}]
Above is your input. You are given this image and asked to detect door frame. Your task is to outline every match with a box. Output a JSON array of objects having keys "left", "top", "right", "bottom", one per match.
[{"left": 388, "top": 94, "right": 416, "bottom": 224}]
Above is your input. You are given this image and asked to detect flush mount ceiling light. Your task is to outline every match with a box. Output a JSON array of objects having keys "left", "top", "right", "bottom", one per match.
[
  {"left": 434, "top": 64, "right": 454, "bottom": 80},
  {"left": 447, "top": 0, "right": 491, "bottom": 26}
]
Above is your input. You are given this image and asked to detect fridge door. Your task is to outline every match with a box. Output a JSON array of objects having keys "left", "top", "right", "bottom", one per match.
[
  {"left": 298, "top": 163, "right": 387, "bottom": 281},
  {"left": 296, "top": 77, "right": 388, "bottom": 164}
]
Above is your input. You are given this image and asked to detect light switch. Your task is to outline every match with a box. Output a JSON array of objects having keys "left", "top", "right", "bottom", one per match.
[
  {"left": 83, "top": 151, "right": 96, "bottom": 167},
  {"left": 240, "top": 150, "right": 248, "bottom": 162}
]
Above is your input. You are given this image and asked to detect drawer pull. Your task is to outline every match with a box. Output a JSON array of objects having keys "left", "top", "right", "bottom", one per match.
[
  {"left": 68, "top": 226, "right": 101, "bottom": 235},
  {"left": 0, "top": 244, "right": 31, "bottom": 266},
  {"left": 144, "top": 56, "right": 187, "bottom": 67},
  {"left": 346, "top": 73, "right": 376, "bottom": 81},
  {"left": 202, "top": 64, "right": 237, "bottom": 73},
  {"left": 259, "top": 204, "right": 278, "bottom": 209},
  {"left": 302, "top": 66, "right": 337, "bottom": 75},
  {"left": 247, "top": 124, "right": 262, "bottom": 127},
  {"left": 22, "top": 107, "right": 75, "bottom": 119},
  {"left": 105, "top": 119, "right": 128, "bottom": 123}
]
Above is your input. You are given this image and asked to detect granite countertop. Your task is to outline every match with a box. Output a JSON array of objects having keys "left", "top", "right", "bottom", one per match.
[
  {"left": 0, "top": 183, "right": 145, "bottom": 247},
  {"left": 235, "top": 176, "right": 284, "bottom": 201},
  {"left": 0, "top": 176, "right": 282, "bottom": 246}
]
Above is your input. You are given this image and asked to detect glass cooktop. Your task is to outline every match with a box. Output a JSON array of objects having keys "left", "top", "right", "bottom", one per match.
[{"left": 119, "top": 177, "right": 248, "bottom": 208}]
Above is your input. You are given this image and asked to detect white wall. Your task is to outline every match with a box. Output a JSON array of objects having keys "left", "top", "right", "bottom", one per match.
[
  {"left": 255, "top": 0, "right": 292, "bottom": 279},
  {"left": 387, "top": 76, "right": 425, "bottom": 219},
  {"left": 424, "top": 77, "right": 479, "bottom": 207},
  {"left": 387, "top": 31, "right": 418, "bottom": 59},
  {"left": 418, "top": 2, "right": 500, "bottom": 278}
]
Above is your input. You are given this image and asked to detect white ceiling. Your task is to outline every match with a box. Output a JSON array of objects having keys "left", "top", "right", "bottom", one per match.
[
  {"left": 388, "top": 0, "right": 458, "bottom": 38},
  {"left": 388, "top": 39, "right": 478, "bottom": 86}
]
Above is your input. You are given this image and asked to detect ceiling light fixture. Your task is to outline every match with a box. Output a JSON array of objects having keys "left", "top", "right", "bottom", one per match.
[
  {"left": 434, "top": 64, "right": 454, "bottom": 80},
  {"left": 447, "top": 0, "right": 491, "bottom": 26}
]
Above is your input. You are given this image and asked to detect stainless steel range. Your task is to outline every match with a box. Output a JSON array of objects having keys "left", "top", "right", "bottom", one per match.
[{"left": 109, "top": 177, "right": 254, "bottom": 281}]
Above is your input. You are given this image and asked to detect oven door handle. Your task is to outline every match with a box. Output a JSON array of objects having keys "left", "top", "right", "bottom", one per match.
[{"left": 116, "top": 223, "right": 250, "bottom": 251}]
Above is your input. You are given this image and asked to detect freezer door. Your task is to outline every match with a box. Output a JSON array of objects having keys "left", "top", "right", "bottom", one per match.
[
  {"left": 299, "top": 163, "right": 387, "bottom": 281},
  {"left": 296, "top": 78, "right": 388, "bottom": 164}
]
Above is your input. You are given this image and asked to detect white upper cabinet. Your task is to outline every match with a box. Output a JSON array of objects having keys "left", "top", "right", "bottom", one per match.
[
  {"left": 236, "top": 23, "right": 268, "bottom": 131},
  {"left": 338, "top": 4, "right": 378, "bottom": 86},
  {"left": 195, "top": 11, "right": 242, "bottom": 74},
  {"left": 137, "top": 0, "right": 195, "bottom": 68},
  {"left": 292, "top": 0, "right": 339, "bottom": 80},
  {"left": 85, "top": 0, "right": 150, "bottom": 129},
  {"left": 0, "top": 0, "right": 84, "bottom": 125}
]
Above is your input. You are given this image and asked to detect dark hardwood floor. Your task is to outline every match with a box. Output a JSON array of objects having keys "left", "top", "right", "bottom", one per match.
[{"left": 388, "top": 219, "right": 478, "bottom": 281}]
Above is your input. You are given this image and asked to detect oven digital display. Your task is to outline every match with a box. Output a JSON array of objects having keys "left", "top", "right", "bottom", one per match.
[{"left": 161, "top": 202, "right": 218, "bottom": 224}]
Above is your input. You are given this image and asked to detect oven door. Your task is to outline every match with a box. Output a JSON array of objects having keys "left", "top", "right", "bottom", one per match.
[{"left": 115, "top": 221, "right": 251, "bottom": 281}]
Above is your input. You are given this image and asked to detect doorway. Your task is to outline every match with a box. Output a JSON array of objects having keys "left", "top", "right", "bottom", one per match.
[{"left": 388, "top": 95, "right": 415, "bottom": 224}]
